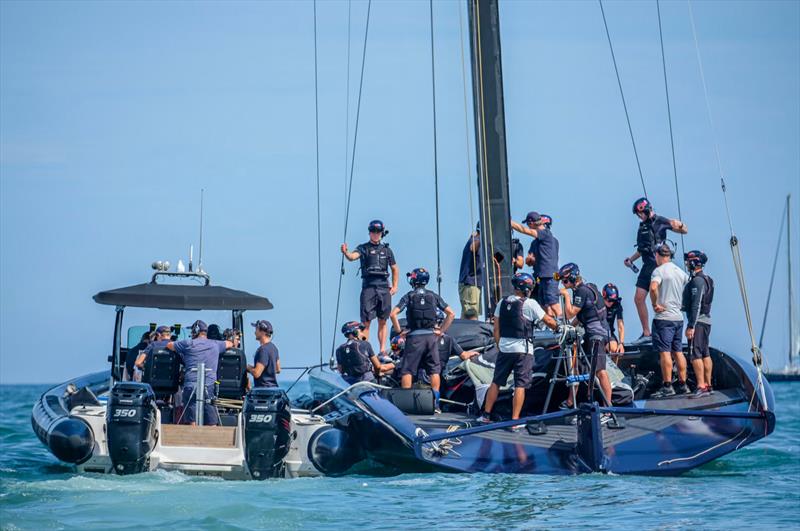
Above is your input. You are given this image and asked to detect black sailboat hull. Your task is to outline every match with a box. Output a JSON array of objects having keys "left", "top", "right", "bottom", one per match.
[{"left": 309, "top": 346, "right": 775, "bottom": 476}]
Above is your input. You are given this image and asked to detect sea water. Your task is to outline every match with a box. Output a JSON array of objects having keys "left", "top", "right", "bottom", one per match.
[{"left": 1, "top": 382, "right": 798, "bottom": 530}]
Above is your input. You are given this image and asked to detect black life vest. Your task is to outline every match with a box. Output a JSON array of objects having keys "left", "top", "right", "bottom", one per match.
[
  {"left": 636, "top": 219, "right": 657, "bottom": 255},
  {"left": 576, "top": 283, "right": 607, "bottom": 328},
  {"left": 336, "top": 340, "right": 371, "bottom": 377},
  {"left": 359, "top": 242, "right": 390, "bottom": 278},
  {"left": 406, "top": 289, "right": 438, "bottom": 330},
  {"left": 682, "top": 271, "right": 715, "bottom": 316},
  {"left": 498, "top": 296, "right": 534, "bottom": 339}
]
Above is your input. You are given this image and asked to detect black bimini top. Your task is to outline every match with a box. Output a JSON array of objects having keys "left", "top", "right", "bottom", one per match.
[{"left": 93, "top": 282, "right": 273, "bottom": 311}]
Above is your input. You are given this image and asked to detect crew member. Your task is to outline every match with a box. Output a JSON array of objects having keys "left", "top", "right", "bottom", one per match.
[
  {"left": 512, "top": 238, "right": 524, "bottom": 273},
  {"left": 134, "top": 326, "right": 172, "bottom": 370},
  {"left": 478, "top": 273, "right": 558, "bottom": 430},
  {"left": 247, "top": 320, "right": 280, "bottom": 388},
  {"left": 649, "top": 242, "right": 690, "bottom": 397},
  {"left": 458, "top": 223, "right": 484, "bottom": 318},
  {"left": 683, "top": 250, "right": 715, "bottom": 398},
  {"left": 390, "top": 268, "right": 456, "bottom": 411},
  {"left": 336, "top": 321, "right": 394, "bottom": 384},
  {"left": 341, "top": 220, "right": 399, "bottom": 353},
  {"left": 558, "top": 263, "right": 613, "bottom": 407},
  {"left": 434, "top": 309, "right": 478, "bottom": 378},
  {"left": 125, "top": 331, "right": 151, "bottom": 381},
  {"left": 166, "top": 320, "right": 236, "bottom": 425},
  {"left": 223, "top": 328, "right": 242, "bottom": 349},
  {"left": 602, "top": 283, "right": 625, "bottom": 359},
  {"left": 511, "top": 212, "right": 561, "bottom": 317},
  {"left": 625, "top": 198, "right": 688, "bottom": 342}
]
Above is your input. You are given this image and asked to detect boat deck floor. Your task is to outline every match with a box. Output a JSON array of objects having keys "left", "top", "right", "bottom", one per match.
[
  {"left": 407, "top": 388, "right": 746, "bottom": 450},
  {"left": 161, "top": 424, "right": 237, "bottom": 448}
]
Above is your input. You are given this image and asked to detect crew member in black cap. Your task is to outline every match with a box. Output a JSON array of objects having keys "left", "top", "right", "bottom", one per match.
[
  {"left": 134, "top": 325, "right": 172, "bottom": 371},
  {"left": 247, "top": 320, "right": 280, "bottom": 388},
  {"left": 166, "top": 320, "right": 236, "bottom": 425},
  {"left": 511, "top": 211, "right": 561, "bottom": 318},
  {"left": 458, "top": 222, "right": 484, "bottom": 318},
  {"left": 341, "top": 219, "right": 399, "bottom": 353},
  {"left": 683, "top": 250, "right": 715, "bottom": 398}
]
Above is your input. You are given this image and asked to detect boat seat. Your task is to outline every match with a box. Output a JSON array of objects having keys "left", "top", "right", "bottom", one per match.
[
  {"left": 217, "top": 349, "right": 248, "bottom": 400},
  {"left": 142, "top": 349, "right": 181, "bottom": 398}
]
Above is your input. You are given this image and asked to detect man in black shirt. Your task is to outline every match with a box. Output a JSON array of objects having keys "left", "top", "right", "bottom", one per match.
[
  {"left": 341, "top": 220, "right": 399, "bottom": 353},
  {"left": 511, "top": 211, "right": 561, "bottom": 317},
  {"left": 125, "top": 331, "right": 151, "bottom": 381},
  {"left": 625, "top": 198, "right": 688, "bottom": 343},
  {"left": 390, "top": 268, "right": 456, "bottom": 411},
  {"left": 602, "top": 283, "right": 625, "bottom": 360},
  {"left": 683, "top": 250, "right": 715, "bottom": 398},
  {"left": 247, "top": 320, "right": 280, "bottom": 388}
]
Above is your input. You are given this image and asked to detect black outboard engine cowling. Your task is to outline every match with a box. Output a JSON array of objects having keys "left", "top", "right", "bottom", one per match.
[
  {"left": 242, "top": 388, "right": 292, "bottom": 480},
  {"left": 107, "top": 382, "right": 157, "bottom": 475}
]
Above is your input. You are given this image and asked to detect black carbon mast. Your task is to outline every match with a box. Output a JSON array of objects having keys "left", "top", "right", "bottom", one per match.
[{"left": 467, "top": 0, "right": 513, "bottom": 318}]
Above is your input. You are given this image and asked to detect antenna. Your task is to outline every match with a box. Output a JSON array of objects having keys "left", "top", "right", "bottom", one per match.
[{"left": 198, "top": 188, "right": 205, "bottom": 273}]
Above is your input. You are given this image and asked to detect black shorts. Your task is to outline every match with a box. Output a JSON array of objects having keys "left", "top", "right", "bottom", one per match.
[
  {"left": 689, "top": 322, "right": 711, "bottom": 360},
  {"left": 636, "top": 261, "right": 656, "bottom": 291},
  {"left": 491, "top": 351, "right": 534, "bottom": 389},
  {"left": 584, "top": 337, "right": 608, "bottom": 371},
  {"left": 652, "top": 319, "right": 683, "bottom": 353},
  {"left": 536, "top": 277, "right": 560, "bottom": 306},
  {"left": 360, "top": 286, "right": 391, "bottom": 322},
  {"left": 400, "top": 333, "right": 440, "bottom": 377}
]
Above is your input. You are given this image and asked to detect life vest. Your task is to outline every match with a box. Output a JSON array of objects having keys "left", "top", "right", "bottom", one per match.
[
  {"left": 576, "top": 283, "right": 607, "bottom": 328},
  {"left": 406, "top": 289, "right": 438, "bottom": 330},
  {"left": 360, "top": 242, "right": 390, "bottom": 278},
  {"left": 636, "top": 219, "right": 657, "bottom": 256},
  {"left": 336, "top": 340, "right": 371, "bottom": 377},
  {"left": 682, "top": 271, "right": 714, "bottom": 317},
  {"left": 498, "top": 296, "right": 534, "bottom": 339}
]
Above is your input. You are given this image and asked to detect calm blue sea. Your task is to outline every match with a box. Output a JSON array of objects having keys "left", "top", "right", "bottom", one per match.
[{"left": 1, "top": 381, "right": 798, "bottom": 530}]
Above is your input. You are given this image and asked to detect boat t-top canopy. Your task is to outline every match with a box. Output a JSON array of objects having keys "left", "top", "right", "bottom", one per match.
[{"left": 93, "top": 272, "right": 273, "bottom": 311}]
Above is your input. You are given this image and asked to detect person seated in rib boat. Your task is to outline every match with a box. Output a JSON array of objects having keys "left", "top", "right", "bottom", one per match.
[
  {"left": 477, "top": 273, "right": 558, "bottom": 431},
  {"left": 336, "top": 321, "right": 394, "bottom": 385},
  {"left": 134, "top": 325, "right": 172, "bottom": 372}
]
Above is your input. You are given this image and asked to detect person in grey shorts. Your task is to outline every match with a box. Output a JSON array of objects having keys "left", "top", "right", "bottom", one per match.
[{"left": 649, "top": 242, "right": 690, "bottom": 398}]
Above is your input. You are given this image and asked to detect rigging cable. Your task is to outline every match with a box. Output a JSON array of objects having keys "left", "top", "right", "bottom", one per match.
[
  {"left": 344, "top": 0, "right": 352, "bottom": 201},
  {"left": 313, "top": 0, "right": 324, "bottom": 365},
  {"left": 689, "top": 0, "right": 766, "bottom": 407},
  {"left": 656, "top": 0, "right": 685, "bottom": 259},
  {"left": 457, "top": 0, "right": 479, "bottom": 293},
  {"left": 598, "top": 0, "right": 648, "bottom": 198},
  {"left": 330, "top": 0, "right": 372, "bottom": 365},
  {"left": 429, "top": 0, "right": 442, "bottom": 296},
  {"left": 757, "top": 199, "right": 787, "bottom": 352}
]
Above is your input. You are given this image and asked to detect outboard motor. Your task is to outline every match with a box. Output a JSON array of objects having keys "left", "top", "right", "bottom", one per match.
[
  {"left": 106, "top": 382, "right": 157, "bottom": 475},
  {"left": 242, "top": 388, "right": 292, "bottom": 480}
]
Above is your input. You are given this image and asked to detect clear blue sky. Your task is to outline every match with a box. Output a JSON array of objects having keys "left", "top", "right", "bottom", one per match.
[{"left": 1, "top": 0, "right": 797, "bottom": 384}]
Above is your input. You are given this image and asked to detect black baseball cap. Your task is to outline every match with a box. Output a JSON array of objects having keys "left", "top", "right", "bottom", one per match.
[
  {"left": 155, "top": 326, "right": 171, "bottom": 334},
  {"left": 522, "top": 211, "right": 541, "bottom": 223},
  {"left": 251, "top": 320, "right": 273, "bottom": 334}
]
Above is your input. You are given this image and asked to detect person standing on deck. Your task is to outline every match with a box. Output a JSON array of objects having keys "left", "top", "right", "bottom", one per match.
[
  {"left": 649, "top": 243, "right": 691, "bottom": 398},
  {"left": 477, "top": 273, "right": 558, "bottom": 430},
  {"left": 511, "top": 212, "right": 561, "bottom": 318},
  {"left": 166, "top": 320, "right": 236, "bottom": 426},
  {"left": 458, "top": 223, "right": 484, "bottom": 319},
  {"left": 341, "top": 220, "right": 399, "bottom": 354},
  {"left": 625, "top": 198, "right": 688, "bottom": 343},
  {"left": 602, "top": 283, "right": 626, "bottom": 361},
  {"left": 682, "top": 250, "right": 715, "bottom": 398},
  {"left": 390, "top": 268, "right": 456, "bottom": 412},
  {"left": 558, "top": 264, "right": 613, "bottom": 408},
  {"left": 247, "top": 320, "right": 280, "bottom": 388}
]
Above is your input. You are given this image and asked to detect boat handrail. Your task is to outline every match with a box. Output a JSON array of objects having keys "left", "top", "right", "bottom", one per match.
[{"left": 310, "top": 381, "right": 390, "bottom": 414}]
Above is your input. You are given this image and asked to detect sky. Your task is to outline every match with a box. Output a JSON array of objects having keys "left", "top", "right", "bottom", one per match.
[{"left": 1, "top": 0, "right": 798, "bottom": 384}]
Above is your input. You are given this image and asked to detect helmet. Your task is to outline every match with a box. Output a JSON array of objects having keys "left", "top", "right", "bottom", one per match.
[
  {"left": 368, "top": 219, "right": 386, "bottom": 235},
  {"left": 511, "top": 272, "right": 535, "bottom": 293},
  {"left": 602, "top": 283, "right": 620, "bottom": 301},
  {"left": 390, "top": 335, "right": 406, "bottom": 353},
  {"left": 407, "top": 267, "right": 430, "bottom": 287},
  {"left": 632, "top": 197, "right": 652, "bottom": 216},
  {"left": 341, "top": 320, "right": 364, "bottom": 337},
  {"left": 435, "top": 308, "right": 446, "bottom": 326},
  {"left": 656, "top": 240, "right": 675, "bottom": 257},
  {"left": 557, "top": 263, "right": 580, "bottom": 284},
  {"left": 540, "top": 214, "right": 553, "bottom": 228},
  {"left": 684, "top": 250, "right": 708, "bottom": 269}
]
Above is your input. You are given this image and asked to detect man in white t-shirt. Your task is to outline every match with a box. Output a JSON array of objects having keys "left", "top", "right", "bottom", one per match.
[
  {"left": 649, "top": 242, "right": 690, "bottom": 398},
  {"left": 477, "top": 273, "right": 558, "bottom": 430}
]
